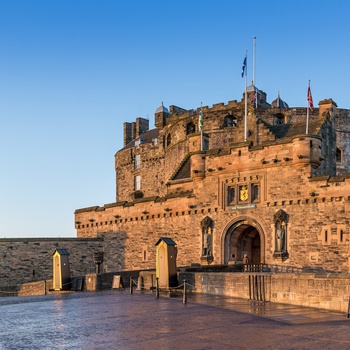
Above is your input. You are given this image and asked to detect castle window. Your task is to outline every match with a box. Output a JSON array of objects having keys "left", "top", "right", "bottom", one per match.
[
  {"left": 134, "top": 155, "right": 141, "bottom": 169},
  {"left": 152, "top": 138, "right": 158, "bottom": 145},
  {"left": 186, "top": 122, "right": 196, "bottom": 135},
  {"left": 336, "top": 147, "right": 342, "bottom": 164},
  {"left": 142, "top": 248, "right": 148, "bottom": 262},
  {"left": 166, "top": 134, "right": 172, "bottom": 147},
  {"left": 134, "top": 175, "right": 141, "bottom": 190},
  {"left": 227, "top": 187, "right": 235, "bottom": 205},
  {"left": 251, "top": 183, "right": 259, "bottom": 202},
  {"left": 224, "top": 115, "right": 237, "bottom": 128},
  {"left": 274, "top": 113, "right": 285, "bottom": 125}
]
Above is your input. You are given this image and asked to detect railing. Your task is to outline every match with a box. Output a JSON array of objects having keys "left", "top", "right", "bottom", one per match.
[
  {"left": 243, "top": 264, "right": 305, "bottom": 273},
  {"left": 128, "top": 277, "right": 194, "bottom": 304},
  {"left": 243, "top": 264, "right": 268, "bottom": 272}
]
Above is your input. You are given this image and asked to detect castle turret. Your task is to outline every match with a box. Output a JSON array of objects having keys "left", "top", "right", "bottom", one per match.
[
  {"left": 319, "top": 99, "right": 337, "bottom": 121},
  {"left": 292, "top": 136, "right": 322, "bottom": 169},
  {"left": 188, "top": 133, "right": 208, "bottom": 180},
  {"left": 271, "top": 91, "right": 289, "bottom": 108},
  {"left": 155, "top": 102, "right": 170, "bottom": 129}
]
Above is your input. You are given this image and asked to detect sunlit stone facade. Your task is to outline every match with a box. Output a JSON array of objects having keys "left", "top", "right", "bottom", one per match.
[{"left": 75, "top": 87, "right": 350, "bottom": 273}]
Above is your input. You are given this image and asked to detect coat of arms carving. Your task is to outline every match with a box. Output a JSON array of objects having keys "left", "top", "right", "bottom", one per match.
[{"left": 239, "top": 185, "right": 249, "bottom": 201}]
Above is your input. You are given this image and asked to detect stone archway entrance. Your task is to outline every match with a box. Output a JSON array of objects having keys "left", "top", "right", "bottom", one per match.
[{"left": 223, "top": 218, "right": 264, "bottom": 265}]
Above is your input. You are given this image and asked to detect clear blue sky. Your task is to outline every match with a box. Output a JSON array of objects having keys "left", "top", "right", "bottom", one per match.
[{"left": 1, "top": 0, "right": 349, "bottom": 238}]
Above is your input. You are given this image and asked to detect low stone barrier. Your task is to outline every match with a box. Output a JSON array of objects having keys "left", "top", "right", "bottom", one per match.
[{"left": 179, "top": 271, "right": 350, "bottom": 312}]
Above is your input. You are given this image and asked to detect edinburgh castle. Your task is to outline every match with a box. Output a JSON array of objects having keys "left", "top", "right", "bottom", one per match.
[
  {"left": 2, "top": 85, "right": 350, "bottom": 311},
  {"left": 75, "top": 84, "right": 350, "bottom": 273}
]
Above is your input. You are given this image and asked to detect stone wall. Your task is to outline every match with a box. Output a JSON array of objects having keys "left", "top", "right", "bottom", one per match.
[
  {"left": 0, "top": 238, "right": 103, "bottom": 288},
  {"left": 336, "top": 108, "right": 350, "bottom": 175},
  {"left": 180, "top": 271, "right": 350, "bottom": 313},
  {"left": 76, "top": 148, "right": 350, "bottom": 274},
  {"left": 7, "top": 269, "right": 350, "bottom": 313}
]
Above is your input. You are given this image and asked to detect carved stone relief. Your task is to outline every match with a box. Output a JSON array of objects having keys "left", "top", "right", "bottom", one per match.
[{"left": 273, "top": 209, "right": 288, "bottom": 259}]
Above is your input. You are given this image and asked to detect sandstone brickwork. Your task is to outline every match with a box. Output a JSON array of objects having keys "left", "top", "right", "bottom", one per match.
[
  {"left": 74, "top": 88, "right": 350, "bottom": 274},
  {"left": 0, "top": 238, "right": 102, "bottom": 288},
  {"left": 180, "top": 271, "right": 350, "bottom": 312}
]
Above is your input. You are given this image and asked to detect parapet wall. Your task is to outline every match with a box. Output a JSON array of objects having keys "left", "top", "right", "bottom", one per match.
[
  {"left": 5, "top": 269, "right": 350, "bottom": 313},
  {"left": 180, "top": 271, "right": 350, "bottom": 313}
]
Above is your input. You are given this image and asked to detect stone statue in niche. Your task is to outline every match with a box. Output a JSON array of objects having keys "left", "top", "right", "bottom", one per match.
[
  {"left": 273, "top": 209, "right": 288, "bottom": 258},
  {"left": 201, "top": 216, "right": 213, "bottom": 258},
  {"left": 276, "top": 221, "right": 285, "bottom": 252}
]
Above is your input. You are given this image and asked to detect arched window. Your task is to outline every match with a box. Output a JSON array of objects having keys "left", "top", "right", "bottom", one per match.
[
  {"left": 224, "top": 115, "right": 237, "bottom": 127},
  {"left": 166, "top": 134, "right": 172, "bottom": 147},
  {"left": 186, "top": 122, "right": 196, "bottom": 135},
  {"left": 274, "top": 113, "right": 285, "bottom": 125}
]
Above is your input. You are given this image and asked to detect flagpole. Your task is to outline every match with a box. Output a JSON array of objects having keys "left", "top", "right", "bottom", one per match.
[
  {"left": 200, "top": 102, "right": 203, "bottom": 151},
  {"left": 244, "top": 50, "right": 248, "bottom": 142},
  {"left": 253, "top": 36, "right": 258, "bottom": 109},
  {"left": 253, "top": 36, "right": 256, "bottom": 87}
]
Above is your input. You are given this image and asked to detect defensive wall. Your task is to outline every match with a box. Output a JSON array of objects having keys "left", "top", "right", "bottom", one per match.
[
  {"left": 75, "top": 172, "right": 350, "bottom": 274},
  {"left": 0, "top": 238, "right": 103, "bottom": 288},
  {"left": 7, "top": 269, "right": 350, "bottom": 313},
  {"left": 180, "top": 270, "right": 350, "bottom": 313}
]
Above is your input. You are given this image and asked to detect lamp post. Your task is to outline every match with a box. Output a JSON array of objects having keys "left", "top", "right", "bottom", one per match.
[{"left": 93, "top": 252, "right": 104, "bottom": 274}]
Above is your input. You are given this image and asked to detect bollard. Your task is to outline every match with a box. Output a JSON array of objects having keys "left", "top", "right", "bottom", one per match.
[
  {"left": 156, "top": 277, "right": 159, "bottom": 299},
  {"left": 183, "top": 280, "right": 187, "bottom": 304},
  {"left": 130, "top": 277, "right": 133, "bottom": 294}
]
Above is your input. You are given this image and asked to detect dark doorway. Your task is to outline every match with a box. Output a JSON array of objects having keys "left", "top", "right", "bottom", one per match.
[{"left": 224, "top": 221, "right": 262, "bottom": 265}]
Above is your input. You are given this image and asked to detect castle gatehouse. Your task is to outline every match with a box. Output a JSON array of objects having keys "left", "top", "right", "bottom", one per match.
[
  {"left": 2, "top": 87, "right": 350, "bottom": 313},
  {"left": 74, "top": 87, "right": 350, "bottom": 274}
]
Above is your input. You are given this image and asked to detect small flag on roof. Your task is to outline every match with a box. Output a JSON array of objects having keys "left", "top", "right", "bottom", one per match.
[
  {"left": 307, "top": 81, "right": 314, "bottom": 111},
  {"left": 241, "top": 55, "right": 247, "bottom": 78}
]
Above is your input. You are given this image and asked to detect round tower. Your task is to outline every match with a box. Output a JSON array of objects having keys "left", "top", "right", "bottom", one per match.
[
  {"left": 154, "top": 102, "right": 169, "bottom": 129},
  {"left": 188, "top": 133, "right": 208, "bottom": 180},
  {"left": 292, "top": 136, "right": 322, "bottom": 168}
]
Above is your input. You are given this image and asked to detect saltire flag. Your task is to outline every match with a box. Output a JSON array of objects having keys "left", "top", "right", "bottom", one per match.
[
  {"left": 307, "top": 83, "right": 314, "bottom": 111},
  {"left": 241, "top": 56, "right": 247, "bottom": 78},
  {"left": 198, "top": 104, "right": 203, "bottom": 132}
]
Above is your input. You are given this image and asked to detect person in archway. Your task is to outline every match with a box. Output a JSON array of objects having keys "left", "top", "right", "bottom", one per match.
[{"left": 242, "top": 254, "right": 249, "bottom": 272}]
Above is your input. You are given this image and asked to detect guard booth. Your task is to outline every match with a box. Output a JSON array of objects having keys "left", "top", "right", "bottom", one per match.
[
  {"left": 52, "top": 248, "right": 71, "bottom": 291},
  {"left": 155, "top": 238, "right": 178, "bottom": 288}
]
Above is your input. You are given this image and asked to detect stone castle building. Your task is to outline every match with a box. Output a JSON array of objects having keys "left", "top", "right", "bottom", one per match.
[{"left": 74, "top": 85, "right": 350, "bottom": 274}]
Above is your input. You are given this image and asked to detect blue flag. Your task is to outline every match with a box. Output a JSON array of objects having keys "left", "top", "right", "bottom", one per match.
[{"left": 241, "top": 56, "right": 247, "bottom": 78}]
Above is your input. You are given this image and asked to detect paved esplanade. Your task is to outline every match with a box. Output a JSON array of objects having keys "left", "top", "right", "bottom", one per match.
[{"left": 0, "top": 290, "right": 348, "bottom": 350}]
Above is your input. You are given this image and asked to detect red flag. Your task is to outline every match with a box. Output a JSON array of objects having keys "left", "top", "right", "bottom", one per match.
[{"left": 307, "top": 84, "right": 314, "bottom": 111}]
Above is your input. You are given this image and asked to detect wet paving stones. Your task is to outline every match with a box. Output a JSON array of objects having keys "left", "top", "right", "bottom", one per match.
[{"left": 0, "top": 290, "right": 349, "bottom": 349}]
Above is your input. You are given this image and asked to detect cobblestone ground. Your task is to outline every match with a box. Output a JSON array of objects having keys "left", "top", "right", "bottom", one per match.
[{"left": 0, "top": 290, "right": 349, "bottom": 350}]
